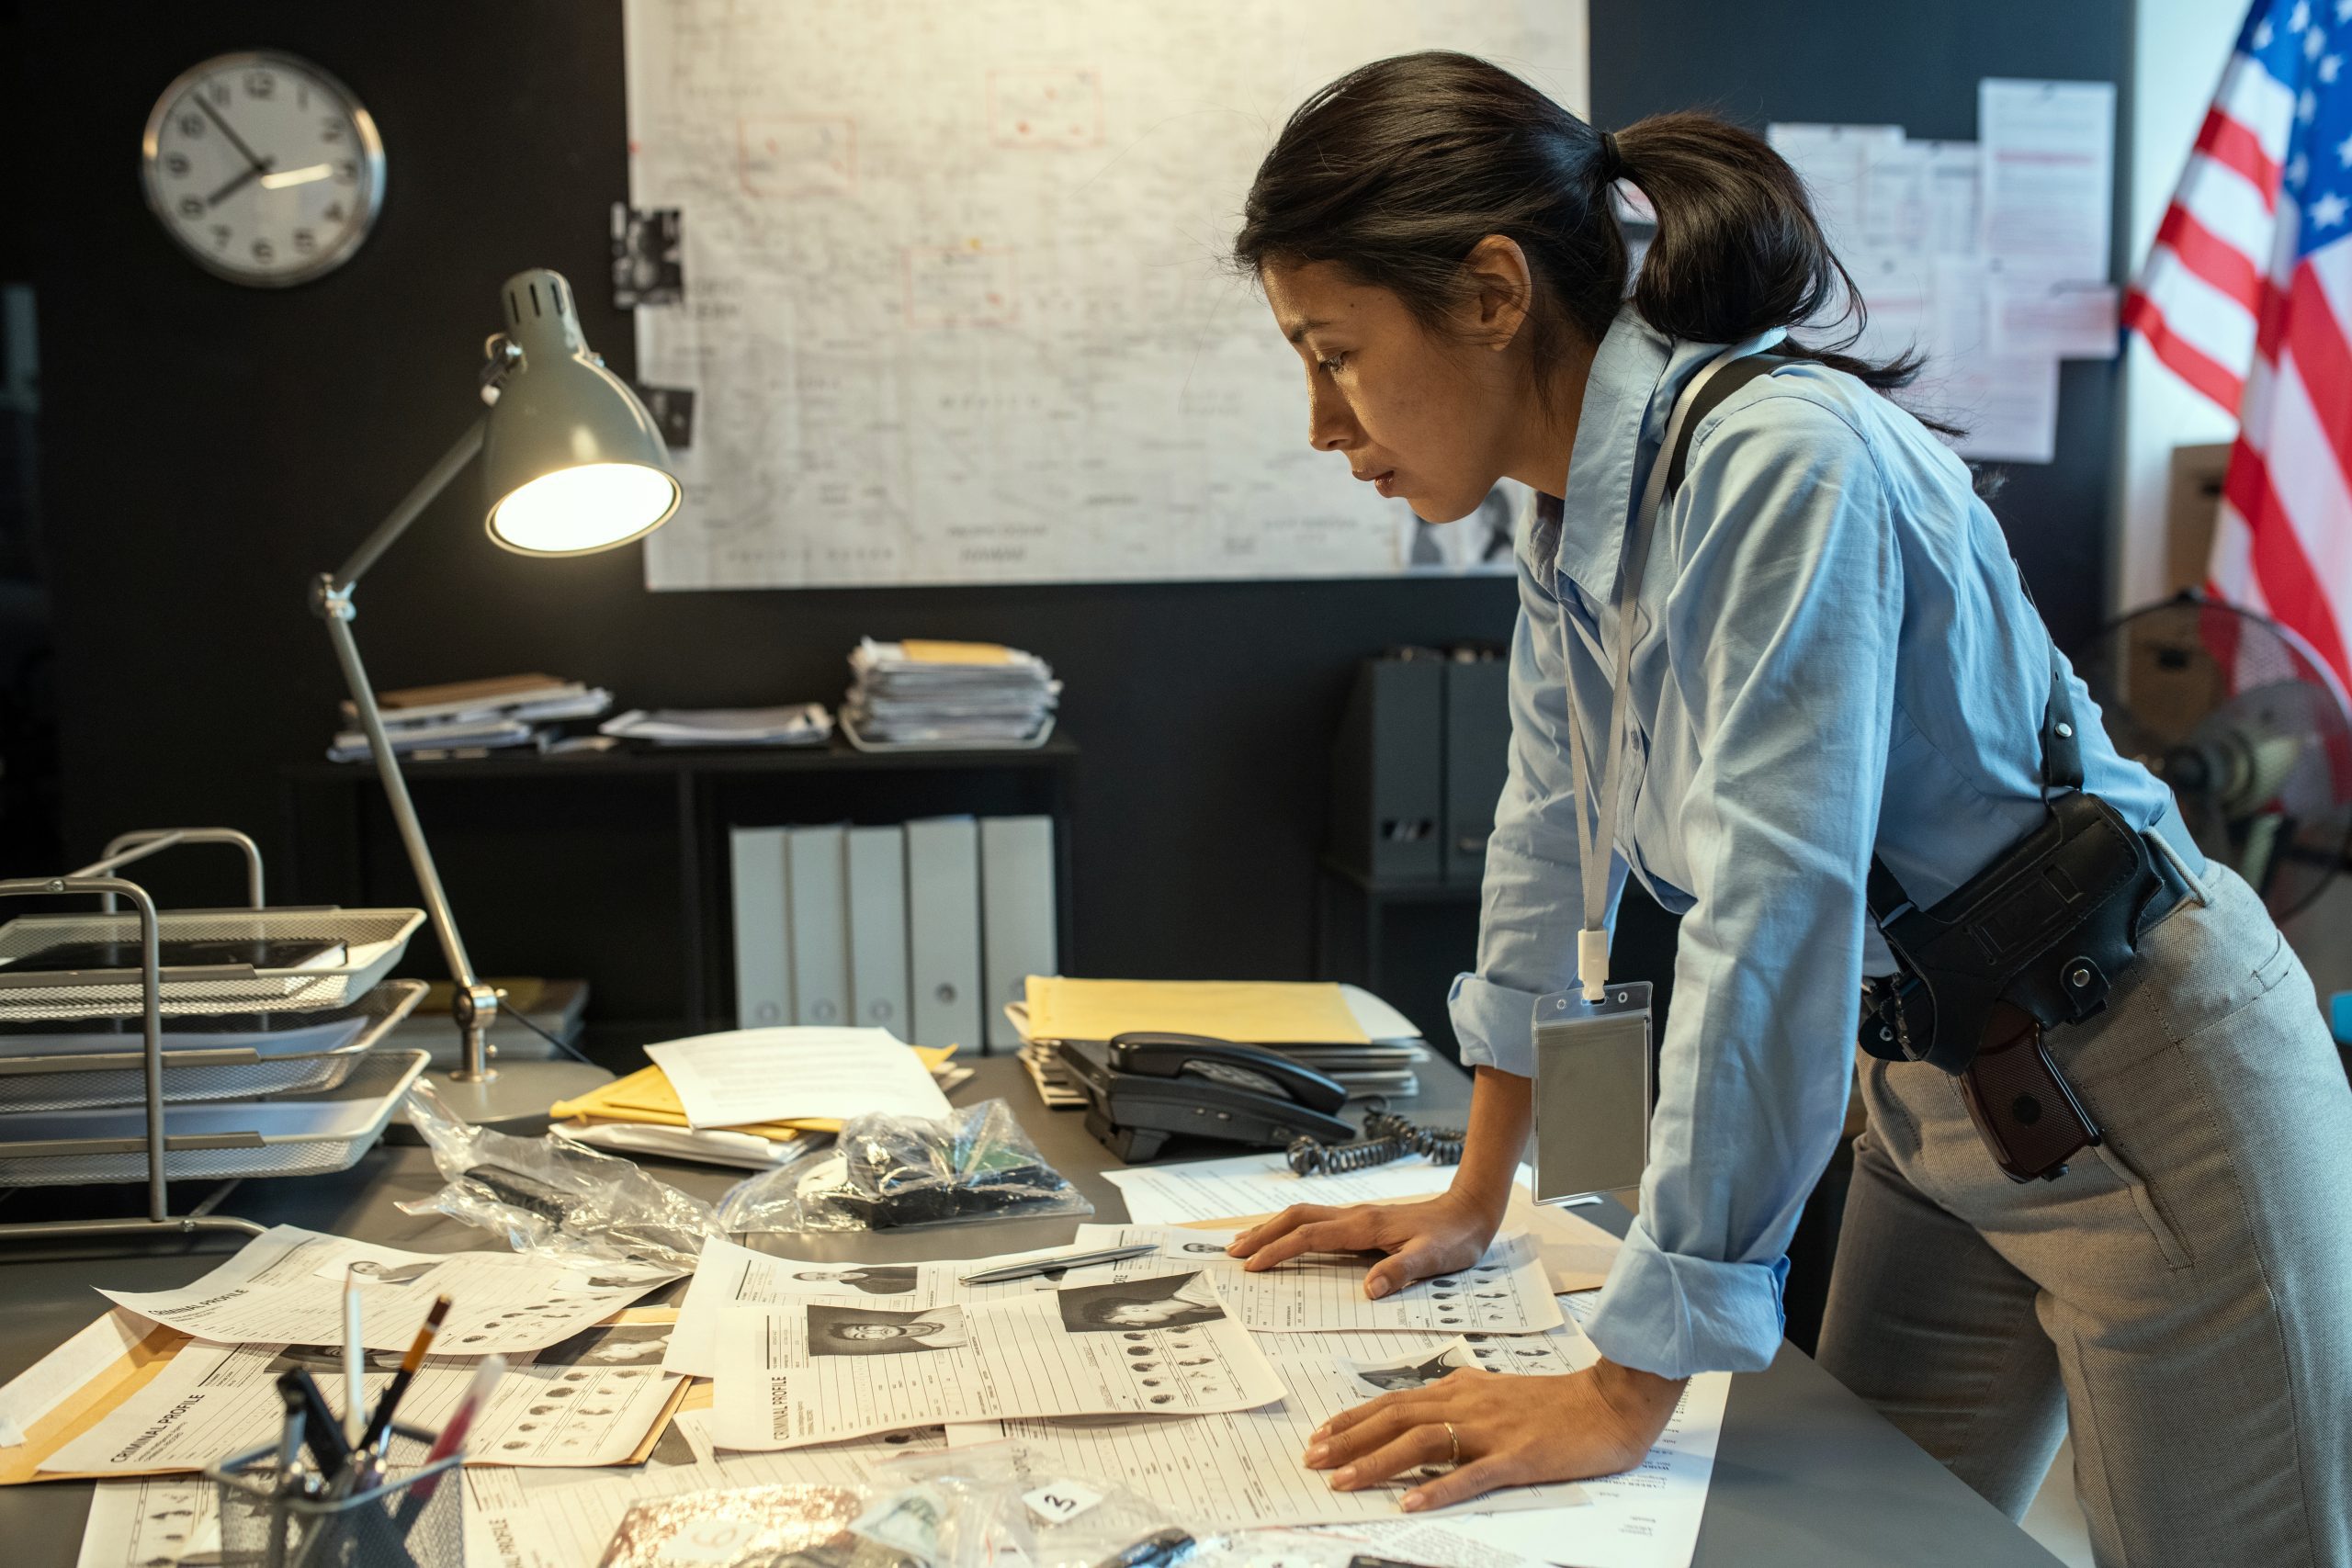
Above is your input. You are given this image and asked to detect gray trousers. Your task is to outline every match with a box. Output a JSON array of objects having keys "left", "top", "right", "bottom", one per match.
[{"left": 1817, "top": 865, "right": 2352, "bottom": 1568}]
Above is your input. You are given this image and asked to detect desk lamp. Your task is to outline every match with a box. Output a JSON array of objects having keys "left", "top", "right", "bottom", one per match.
[{"left": 313, "top": 267, "right": 679, "bottom": 1121}]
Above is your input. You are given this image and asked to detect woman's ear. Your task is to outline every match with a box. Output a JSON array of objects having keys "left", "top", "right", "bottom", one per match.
[{"left": 1458, "top": 235, "right": 1534, "bottom": 350}]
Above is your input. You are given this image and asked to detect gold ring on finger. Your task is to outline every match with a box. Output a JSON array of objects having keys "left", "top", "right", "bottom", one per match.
[{"left": 1445, "top": 1420, "right": 1460, "bottom": 1467}]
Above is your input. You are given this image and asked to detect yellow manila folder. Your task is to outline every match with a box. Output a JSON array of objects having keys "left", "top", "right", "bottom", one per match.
[{"left": 1022, "top": 977, "right": 1371, "bottom": 1045}]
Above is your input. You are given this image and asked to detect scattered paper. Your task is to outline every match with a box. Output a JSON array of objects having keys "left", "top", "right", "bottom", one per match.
[
  {"left": 664, "top": 1235, "right": 1136, "bottom": 1378},
  {"left": 461, "top": 1431, "right": 942, "bottom": 1568},
  {"left": 96, "top": 1227, "right": 673, "bottom": 1353},
  {"left": 642, "top": 1028, "right": 951, "bottom": 1129},
  {"left": 956, "top": 1325, "right": 1592, "bottom": 1529},
  {"left": 1104, "top": 1152, "right": 1543, "bottom": 1226},
  {"left": 74, "top": 1476, "right": 218, "bottom": 1568},
  {"left": 45, "top": 1315, "right": 684, "bottom": 1475},
  {"left": 710, "top": 1271, "right": 1286, "bottom": 1450},
  {"left": 1978, "top": 78, "right": 2116, "bottom": 280},
  {"left": 1074, "top": 1224, "right": 1564, "bottom": 1336}
]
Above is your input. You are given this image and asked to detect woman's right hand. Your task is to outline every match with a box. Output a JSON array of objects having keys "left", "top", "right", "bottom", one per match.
[{"left": 1223, "top": 1190, "right": 1503, "bottom": 1299}]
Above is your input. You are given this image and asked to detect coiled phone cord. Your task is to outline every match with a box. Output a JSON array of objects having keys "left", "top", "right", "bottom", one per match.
[{"left": 1284, "top": 1100, "right": 1468, "bottom": 1176}]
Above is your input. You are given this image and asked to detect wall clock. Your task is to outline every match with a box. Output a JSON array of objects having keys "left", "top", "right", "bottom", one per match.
[{"left": 141, "top": 51, "right": 386, "bottom": 287}]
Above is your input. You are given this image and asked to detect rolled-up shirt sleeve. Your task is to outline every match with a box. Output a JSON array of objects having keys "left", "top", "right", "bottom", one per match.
[
  {"left": 1582, "top": 395, "right": 1900, "bottom": 1379},
  {"left": 1448, "top": 526, "right": 1627, "bottom": 1080}
]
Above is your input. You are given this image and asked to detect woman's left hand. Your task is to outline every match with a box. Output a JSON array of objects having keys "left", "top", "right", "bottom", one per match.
[{"left": 1303, "top": 1359, "right": 1688, "bottom": 1512}]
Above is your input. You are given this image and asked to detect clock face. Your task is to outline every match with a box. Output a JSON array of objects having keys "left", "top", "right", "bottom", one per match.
[{"left": 141, "top": 51, "right": 385, "bottom": 287}]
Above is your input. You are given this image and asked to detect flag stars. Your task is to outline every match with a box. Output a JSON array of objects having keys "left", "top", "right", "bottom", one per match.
[
  {"left": 2339, "top": 0, "right": 2352, "bottom": 22},
  {"left": 2301, "top": 87, "right": 2320, "bottom": 121},
  {"left": 2290, "top": 152, "right": 2312, "bottom": 188},
  {"left": 2290, "top": 0, "right": 2311, "bottom": 31},
  {"left": 2311, "top": 23, "right": 2329, "bottom": 57},
  {"left": 2314, "top": 191, "right": 2351, "bottom": 229},
  {"left": 2258, "top": 19, "right": 2277, "bottom": 49},
  {"left": 2338, "top": 130, "right": 2352, "bottom": 166},
  {"left": 2324, "top": 52, "right": 2346, "bottom": 83}
]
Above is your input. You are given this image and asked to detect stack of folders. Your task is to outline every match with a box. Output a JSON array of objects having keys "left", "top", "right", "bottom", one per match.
[
  {"left": 549, "top": 1036, "right": 967, "bottom": 1168},
  {"left": 842, "top": 638, "right": 1058, "bottom": 748},
  {"left": 328, "top": 672, "right": 611, "bottom": 761},
  {"left": 729, "top": 817, "right": 1057, "bottom": 1056},
  {"left": 598, "top": 705, "right": 832, "bottom": 747},
  {"left": 1007, "top": 977, "right": 1426, "bottom": 1104}
]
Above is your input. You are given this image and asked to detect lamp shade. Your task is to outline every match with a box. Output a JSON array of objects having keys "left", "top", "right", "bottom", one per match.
[{"left": 481, "top": 268, "right": 682, "bottom": 556}]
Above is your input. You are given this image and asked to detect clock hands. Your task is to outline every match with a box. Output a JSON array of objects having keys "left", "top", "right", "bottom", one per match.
[
  {"left": 204, "top": 161, "right": 271, "bottom": 209},
  {"left": 259, "top": 163, "right": 334, "bottom": 190},
  {"left": 192, "top": 90, "right": 271, "bottom": 177}
]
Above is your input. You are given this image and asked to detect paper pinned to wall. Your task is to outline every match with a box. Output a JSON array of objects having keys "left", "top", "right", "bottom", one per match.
[
  {"left": 1769, "top": 76, "right": 2116, "bottom": 470},
  {"left": 1978, "top": 78, "right": 2116, "bottom": 281}
]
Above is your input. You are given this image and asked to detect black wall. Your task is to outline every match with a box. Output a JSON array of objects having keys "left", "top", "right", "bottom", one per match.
[
  {"left": 21, "top": 1, "right": 2127, "bottom": 1036},
  {"left": 1589, "top": 0, "right": 2133, "bottom": 641}
]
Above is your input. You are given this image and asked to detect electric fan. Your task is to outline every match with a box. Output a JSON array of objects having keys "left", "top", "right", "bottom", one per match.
[{"left": 2072, "top": 591, "right": 2352, "bottom": 919}]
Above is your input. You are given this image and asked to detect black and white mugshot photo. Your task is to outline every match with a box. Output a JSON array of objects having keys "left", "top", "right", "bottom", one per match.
[
  {"left": 805, "top": 1303, "right": 971, "bottom": 1357},
  {"left": 1057, "top": 1272, "right": 1228, "bottom": 1334}
]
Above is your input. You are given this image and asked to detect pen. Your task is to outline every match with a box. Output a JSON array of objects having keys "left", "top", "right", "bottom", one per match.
[
  {"left": 396, "top": 1354, "right": 504, "bottom": 1519},
  {"left": 1090, "top": 1528, "right": 1195, "bottom": 1568},
  {"left": 959, "top": 1243, "right": 1159, "bottom": 1285},
  {"left": 355, "top": 1293, "right": 451, "bottom": 1464},
  {"left": 277, "top": 1369, "right": 352, "bottom": 1480},
  {"left": 341, "top": 1265, "right": 366, "bottom": 1448},
  {"left": 274, "top": 1377, "right": 308, "bottom": 1490}
]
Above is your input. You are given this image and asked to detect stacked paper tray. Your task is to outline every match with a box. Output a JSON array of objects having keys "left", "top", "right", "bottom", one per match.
[
  {"left": 0, "top": 1047, "right": 427, "bottom": 1186},
  {"left": 0, "top": 908, "right": 424, "bottom": 1020},
  {"left": 0, "top": 979, "right": 428, "bottom": 1113}
]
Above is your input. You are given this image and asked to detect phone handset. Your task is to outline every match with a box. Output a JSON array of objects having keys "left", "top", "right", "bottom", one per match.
[{"left": 1106, "top": 1032, "right": 1349, "bottom": 1116}]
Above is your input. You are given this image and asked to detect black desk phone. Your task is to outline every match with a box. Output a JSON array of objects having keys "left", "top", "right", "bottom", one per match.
[{"left": 1055, "top": 1031, "right": 1355, "bottom": 1162}]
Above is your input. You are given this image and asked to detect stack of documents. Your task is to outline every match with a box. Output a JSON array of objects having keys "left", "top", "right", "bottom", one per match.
[
  {"left": 842, "top": 638, "right": 1058, "bottom": 748},
  {"left": 1011, "top": 978, "right": 1425, "bottom": 1102},
  {"left": 550, "top": 1032, "right": 966, "bottom": 1168},
  {"left": 329, "top": 672, "right": 610, "bottom": 761},
  {"left": 599, "top": 705, "right": 832, "bottom": 748}
]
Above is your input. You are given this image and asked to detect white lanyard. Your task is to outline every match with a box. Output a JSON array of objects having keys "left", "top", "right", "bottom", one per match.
[{"left": 1561, "top": 345, "right": 1763, "bottom": 999}]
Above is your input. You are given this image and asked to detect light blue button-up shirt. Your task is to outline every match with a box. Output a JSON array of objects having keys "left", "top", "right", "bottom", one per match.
[{"left": 1448, "top": 307, "right": 2180, "bottom": 1380}]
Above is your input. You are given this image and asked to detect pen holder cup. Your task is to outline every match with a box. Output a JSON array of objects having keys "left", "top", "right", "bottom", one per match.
[{"left": 209, "top": 1427, "right": 463, "bottom": 1568}]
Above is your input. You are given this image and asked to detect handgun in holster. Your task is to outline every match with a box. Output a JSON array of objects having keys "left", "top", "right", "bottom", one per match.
[{"left": 1856, "top": 645, "right": 2168, "bottom": 1181}]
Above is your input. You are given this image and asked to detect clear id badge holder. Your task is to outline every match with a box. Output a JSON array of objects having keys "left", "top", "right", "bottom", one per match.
[{"left": 1530, "top": 980, "right": 1652, "bottom": 1203}]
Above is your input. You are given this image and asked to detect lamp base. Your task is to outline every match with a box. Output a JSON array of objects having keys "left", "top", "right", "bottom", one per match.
[{"left": 421, "top": 1058, "right": 616, "bottom": 1128}]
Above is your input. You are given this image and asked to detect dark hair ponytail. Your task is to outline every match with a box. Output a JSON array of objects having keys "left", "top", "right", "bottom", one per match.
[{"left": 1234, "top": 51, "right": 1924, "bottom": 404}]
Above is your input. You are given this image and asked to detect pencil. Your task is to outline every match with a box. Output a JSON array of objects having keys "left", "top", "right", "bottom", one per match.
[
  {"left": 341, "top": 1265, "right": 366, "bottom": 1448},
  {"left": 356, "top": 1293, "right": 452, "bottom": 1461}
]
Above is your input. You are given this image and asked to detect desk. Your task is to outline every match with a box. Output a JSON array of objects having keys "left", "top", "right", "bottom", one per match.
[{"left": 0, "top": 1056, "right": 2057, "bottom": 1568}]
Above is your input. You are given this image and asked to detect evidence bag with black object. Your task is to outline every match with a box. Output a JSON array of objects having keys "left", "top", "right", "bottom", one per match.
[
  {"left": 1054, "top": 1032, "right": 1355, "bottom": 1161},
  {"left": 1630, "top": 348, "right": 2193, "bottom": 1186}
]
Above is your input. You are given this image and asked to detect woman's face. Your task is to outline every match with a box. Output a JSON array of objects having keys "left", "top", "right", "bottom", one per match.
[
  {"left": 1105, "top": 1299, "right": 1192, "bottom": 1328},
  {"left": 1260, "top": 256, "right": 1524, "bottom": 525},
  {"left": 837, "top": 1323, "right": 910, "bottom": 1340}
]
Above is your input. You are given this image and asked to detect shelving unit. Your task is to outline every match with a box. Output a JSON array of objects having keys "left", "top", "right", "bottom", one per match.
[{"left": 281, "top": 737, "right": 1080, "bottom": 1039}]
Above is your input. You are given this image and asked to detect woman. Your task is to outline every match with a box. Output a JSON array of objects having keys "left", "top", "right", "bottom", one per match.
[{"left": 1224, "top": 52, "right": 2352, "bottom": 1568}]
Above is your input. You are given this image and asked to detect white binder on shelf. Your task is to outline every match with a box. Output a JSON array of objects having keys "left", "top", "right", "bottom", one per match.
[
  {"left": 846, "top": 825, "right": 912, "bottom": 1035},
  {"left": 729, "top": 826, "right": 791, "bottom": 1029},
  {"left": 978, "top": 816, "right": 1057, "bottom": 1052},
  {"left": 785, "top": 824, "right": 851, "bottom": 1027},
  {"left": 905, "top": 816, "right": 982, "bottom": 1054}
]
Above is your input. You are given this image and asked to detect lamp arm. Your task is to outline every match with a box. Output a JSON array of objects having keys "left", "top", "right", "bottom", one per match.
[
  {"left": 314, "top": 413, "right": 503, "bottom": 1082},
  {"left": 332, "top": 419, "right": 486, "bottom": 592}
]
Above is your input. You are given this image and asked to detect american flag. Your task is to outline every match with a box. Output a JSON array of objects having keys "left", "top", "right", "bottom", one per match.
[{"left": 2124, "top": 0, "right": 2352, "bottom": 694}]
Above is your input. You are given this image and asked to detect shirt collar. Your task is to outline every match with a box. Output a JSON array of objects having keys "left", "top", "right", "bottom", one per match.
[{"left": 1541, "top": 306, "right": 1788, "bottom": 605}]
